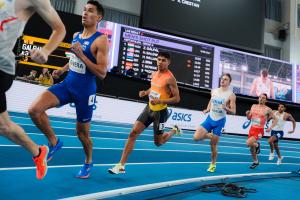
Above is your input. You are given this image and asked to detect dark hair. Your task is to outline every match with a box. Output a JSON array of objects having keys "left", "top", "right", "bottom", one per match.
[
  {"left": 261, "top": 93, "right": 268, "bottom": 99},
  {"left": 278, "top": 103, "right": 286, "bottom": 111},
  {"left": 157, "top": 51, "right": 171, "bottom": 60},
  {"left": 261, "top": 68, "right": 269, "bottom": 75},
  {"left": 279, "top": 103, "right": 285, "bottom": 108},
  {"left": 87, "top": 0, "right": 105, "bottom": 16},
  {"left": 222, "top": 73, "right": 232, "bottom": 82}
]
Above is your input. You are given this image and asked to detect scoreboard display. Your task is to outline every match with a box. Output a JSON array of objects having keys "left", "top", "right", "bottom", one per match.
[
  {"left": 17, "top": 35, "right": 70, "bottom": 70},
  {"left": 17, "top": 11, "right": 299, "bottom": 103},
  {"left": 116, "top": 26, "right": 215, "bottom": 89}
]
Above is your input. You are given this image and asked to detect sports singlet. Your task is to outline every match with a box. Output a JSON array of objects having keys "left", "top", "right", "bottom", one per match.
[
  {"left": 272, "top": 111, "right": 286, "bottom": 131},
  {"left": 148, "top": 70, "right": 174, "bottom": 111},
  {"left": 209, "top": 88, "right": 233, "bottom": 121},
  {"left": 0, "top": 0, "right": 25, "bottom": 75}
]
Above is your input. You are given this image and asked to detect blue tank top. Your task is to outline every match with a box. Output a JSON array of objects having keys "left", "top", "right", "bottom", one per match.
[{"left": 65, "top": 31, "right": 102, "bottom": 92}]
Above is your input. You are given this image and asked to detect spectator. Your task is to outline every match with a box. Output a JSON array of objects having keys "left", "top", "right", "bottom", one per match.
[
  {"left": 249, "top": 68, "right": 275, "bottom": 99},
  {"left": 24, "top": 70, "right": 37, "bottom": 81},
  {"left": 38, "top": 68, "right": 53, "bottom": 86}
]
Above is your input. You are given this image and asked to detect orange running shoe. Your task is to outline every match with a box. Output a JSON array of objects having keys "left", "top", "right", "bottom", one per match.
[{"left": 33, "top": 145, "right": 49, "bottom": 180}]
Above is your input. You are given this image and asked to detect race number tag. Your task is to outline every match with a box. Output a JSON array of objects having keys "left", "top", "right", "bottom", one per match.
[
  {"left": 159, "top": 123, "right": 165, "bottom": 131},
  {"left": 212, "top": 106, "right": 223, "bottom": 114},
  {"left": 211, "top": 98, "right": 225, "bottom": 114},
  {"left": 149, "top": 90, "right": 161, "bottom": 100},
  {"left": 69, "top": 53, "right": 86, "bottom": 74},
  {"left": 88, "top": 94, "right": 96, "bottom": 106},
  {"left": 251, "top": 118, "right": 261, "bottom": 126}
]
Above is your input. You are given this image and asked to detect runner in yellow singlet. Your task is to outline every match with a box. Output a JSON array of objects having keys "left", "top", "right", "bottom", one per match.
[{"left": 108, "top": 51, "right": 181, "bottom": 174}]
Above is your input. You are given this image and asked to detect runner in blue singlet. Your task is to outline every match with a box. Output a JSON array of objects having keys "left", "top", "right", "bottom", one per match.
[{"left": 28, "top": 0, "right": 109, "bottom": 179}]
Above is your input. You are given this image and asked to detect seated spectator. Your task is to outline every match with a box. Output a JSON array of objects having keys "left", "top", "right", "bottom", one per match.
[
  {"left": 24, "top": 70, "right": 37, "bottom": 81},
  {"left": 38, "top": 68, "right": 53, "bottom": 86}
]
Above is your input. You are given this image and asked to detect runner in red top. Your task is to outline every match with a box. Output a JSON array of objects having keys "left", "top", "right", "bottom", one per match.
[{"left": 246, "top": 93, "right": 277, "bottom": 169}]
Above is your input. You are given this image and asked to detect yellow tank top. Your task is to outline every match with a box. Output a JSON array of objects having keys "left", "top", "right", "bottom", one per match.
[{"left": 148, "top": 70, "right": 173, "bottom": 111}]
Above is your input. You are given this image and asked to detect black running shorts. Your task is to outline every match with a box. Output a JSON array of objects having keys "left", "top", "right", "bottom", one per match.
[
  {"left": 137, "top": 104, "right": 169, "bottom": 135},
  {"left": 0, "top": 70, "right": 14, "bottom": 113}
]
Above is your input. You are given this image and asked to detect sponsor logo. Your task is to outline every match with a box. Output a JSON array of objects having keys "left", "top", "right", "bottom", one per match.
[
  {"left": 242, "top": 120, "right": 251, "bottom": 129},
  {"left": 168, "top": 108, "right": 192, "bottom": 122},
  {"left": 82, "top": 41, "right": 89, "bottom": 51}
]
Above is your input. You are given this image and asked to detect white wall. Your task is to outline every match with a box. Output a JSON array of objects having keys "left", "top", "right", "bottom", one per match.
[
  {"left": 263, "top": 0, "right": 300, "bottom": 65},
  {"left": 7, "top": 81, "right": 300, "bottom": 140},
  {"left": 74, "top": 0, "right": 141, "bottom": 16},
  {"left": 263, "top": 4, "right": 290, "bottom": 61},
  {"left": 288, "top": 0, "right": 300, "bottom": 65},
  {"left": 281, "top": 0, "right": 292, "bottom": 62}
]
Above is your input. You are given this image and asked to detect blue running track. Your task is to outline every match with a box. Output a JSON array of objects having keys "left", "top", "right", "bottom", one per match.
[{"left": 0, "top": 112, "right": 299, "bottom": 199}]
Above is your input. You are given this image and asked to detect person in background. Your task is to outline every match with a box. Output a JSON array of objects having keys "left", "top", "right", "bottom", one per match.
[
  {"left": 246, "top": 93, "right": 277, "bottom": 169},
  {"left": 24, "top": 69, "right": 37, "bottom": 81},
  {"left": 38, "top": 68, "right": 53, "bottom": 85},
  {"left": 193, "top": 73, "right": 236, "bottom": 173},
  {"left": 250, "top": 68, "right": 275, "bottom": 99},
  {"left": 268, "top": 104, "right": 296, "bottom": 165}
]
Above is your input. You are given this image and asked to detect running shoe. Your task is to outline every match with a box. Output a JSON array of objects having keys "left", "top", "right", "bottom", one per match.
[
  {"left": 33, "top": 145, "right": 49, "bottom": 180},
  {"left": 277, "top": 157, "right": 283, "bottom": 165},
  {"left": 250, "top": 162, "right": 259, "bottom": 169},
  {"left": 108, "top": 163, "right": 126, "bottom": 174},
  {"left": 47, "top": 138, "right": 63, "bottom": 161},
  {"left": 172, "top": 125, "right": 182, "bottom": 136},
  {"left": 76, "top": 162, "right": 93, "bottom": 179},
  {"left": 268, "top": 153, "right": 274, "bottom": 160},
  {"left": 207, "top": 163, "right": 216, "bottom": 173}
]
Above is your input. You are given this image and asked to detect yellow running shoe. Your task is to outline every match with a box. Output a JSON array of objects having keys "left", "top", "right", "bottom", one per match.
[
  {"left": 172, "top": 125, "right": 182, "bottom": 136},
  {"left": 207, "top": 163, "right": 216, "bottom": 173}
]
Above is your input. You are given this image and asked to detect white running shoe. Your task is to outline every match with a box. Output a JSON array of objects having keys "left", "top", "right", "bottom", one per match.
[
  {"left": 108, "top": 163, "right": 125, "bottom": 174},
  {"left": 172, "top": 125, "right": 182, "bottom": 135},
  {"left": 277, "top": 157, "right": 283, "bottom": 165},
  {"left": 268, "top": 153, "right": 275, "bottom": 161}
]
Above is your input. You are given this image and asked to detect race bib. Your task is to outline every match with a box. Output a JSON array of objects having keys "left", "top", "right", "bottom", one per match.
[
  {"left": 251, "top": 118, "right": 261, "bottom": 126},
  {"left": 159, "top": 123, "right": 165, "bottom": 131},
  {"left": 88, "top": 94, "right": 96, "bottom": 106},
  {"left": 211, "top": 98, "right": 225, "bottom": 114},
  {"left": 69, "top": 53, "right": 86, "bottom": 74},
  {"left": 149, "top": 90, "right": 161, "bottom": 100},
  {"left": 212, "top": 106, "right": 223, "bottom": 114}
]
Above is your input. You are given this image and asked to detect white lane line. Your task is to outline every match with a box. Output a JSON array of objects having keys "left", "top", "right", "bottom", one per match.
[
  {"left": 1, "top": 162, "right": 300, "bottom": 171},
  {"left": 60, "top": 171, "right": 295, "bottom": 200},
  {"left": 8, "top": 122, "right": 300, "bottom": 150},
  {"left": 2, "top": 143, "right": 300, "bottom": 159},
  {"left": 25, "top": 132, "right": 300, "bottom": 155},
  {"left": 11, "top": 114, "right": 300, "bottom": 147}
]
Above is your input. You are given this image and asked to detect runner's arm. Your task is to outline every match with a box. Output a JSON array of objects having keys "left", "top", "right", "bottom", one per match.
[
  {"left": 159, "top": 77, "right": 180, "bottom": 104},
  {"left": 29, "top": 0, "right": 66, "bottom": 56}
]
